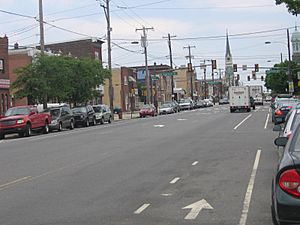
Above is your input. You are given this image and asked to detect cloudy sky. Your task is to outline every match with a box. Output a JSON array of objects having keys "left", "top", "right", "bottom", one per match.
[{"left": 0, "top": 0, "right": 299, "bottom": 84}]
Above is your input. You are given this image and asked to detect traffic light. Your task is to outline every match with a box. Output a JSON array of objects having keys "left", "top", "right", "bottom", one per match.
[
  {"left": 255, "top": 64, "right": 259, "bottom": 72},
  {"left": 247, "top": 76, "right": 250, "bottom": 81},
  {"left": 233, "top": 64, "right": 237, "bottom": 72},
  {"left": 252, "top": 71, "right": 256, "bottom": 80},
  {"left": 211, "top": 60, "right": 217, "bottom": 70},
  {"left": 261, "top": 76, "right": 264, "bottom": 81}
]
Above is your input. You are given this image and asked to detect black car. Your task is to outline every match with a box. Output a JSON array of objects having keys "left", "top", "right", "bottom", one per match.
[
  {"left": 272, "top": 124, "right": 300, "bottom": 225},
  {"left": 72, "top": 105, "right": 96, "bottom": 127},
  {"left": 46, "top": 105, "right": 75, "bottom": 131}
]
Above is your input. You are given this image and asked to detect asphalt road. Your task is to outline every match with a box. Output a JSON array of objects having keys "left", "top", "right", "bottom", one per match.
[{"left": 0, "top": 104, "right": 279, "bottom": 225}]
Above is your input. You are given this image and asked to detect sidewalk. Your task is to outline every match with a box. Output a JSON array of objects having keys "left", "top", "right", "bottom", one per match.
[{"left": 113, "top": 111, "right": 140, "bottom": 121}]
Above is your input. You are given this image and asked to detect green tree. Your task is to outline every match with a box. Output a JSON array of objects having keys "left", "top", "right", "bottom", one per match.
[
  {"left": 12, "top": 54, "right": 110, "bottom": 106},
  {"left": 275, "top": 0, "right": 300, "bottom": 15},
  {"left": 265, "top": 60, "right": 300, "bottom": 94}
]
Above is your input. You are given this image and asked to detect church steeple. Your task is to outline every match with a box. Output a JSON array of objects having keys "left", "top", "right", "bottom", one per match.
[{"left": 225, "top": 30, "right": 232, "bottom": 60}]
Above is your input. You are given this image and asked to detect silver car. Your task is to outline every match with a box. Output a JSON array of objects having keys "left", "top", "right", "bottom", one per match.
[
  {"left": 159, "top": 103, "right": 175, "bottom": 115},
  {"left": 92, "top": 104, "right": 112, "bottom": 124}
]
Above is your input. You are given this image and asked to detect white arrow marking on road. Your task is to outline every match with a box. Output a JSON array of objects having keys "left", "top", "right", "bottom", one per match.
[
  {"left": 182, "top": 199, "right": 213, "bottom": 220},
  {"left": 154, "top": 125, "right": 165, "bottom": 128}
]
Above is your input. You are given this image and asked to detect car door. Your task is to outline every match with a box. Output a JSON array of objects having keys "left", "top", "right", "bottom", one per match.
[
  {"left": 61, "top": 107, "right": 69, "bottom": 128},
  {"left": 87, "top": 106, "right": 94, "bottom": 122},
  {"left": 29, "top": 108, "right": 40, "bottom": 128}
]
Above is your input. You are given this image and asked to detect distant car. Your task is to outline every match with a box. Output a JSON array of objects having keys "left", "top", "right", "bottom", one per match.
[
  {"left": 139, "top": 104, "right": 157, "bottom": 117},
  {"left": 179, "top": 98, "right": 193, "bottom": 110},
  {"left": 159, "top": 103, "right": 175, "bottom": 115},
  {"left": 72, "top": 105, "right": 96, "bottom": 127},
  {"left": 45, "top": 105, "right": 75, "bottom": 131},
  {"left": 265, "top": 95, "right": 272, "bottom": 102},
  {"left": 219, "top": 97, "right": 229, "bottom": 105},
  {"left": 204, "top": 99, "right": 213, "bottom": 107},
  {"left": 272, "top": 124, "right": 300, "bottom": 225},
  {"left": 92, "top": 104, "right": 112, "bottom": 124}
]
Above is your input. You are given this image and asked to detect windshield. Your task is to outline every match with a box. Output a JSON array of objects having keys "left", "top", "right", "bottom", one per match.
[
  {"left": 5, "top": 107, "right": 29, "bottom": 116},
  {"left": 72, "top": 107, "right": 87, "bottom": 113},
  {"left": 179, "top": 99, "right": 189, "bottom": 103},
  {"left": 50, "top": 109, "right": 60, "bottom": 119},
  {"left": 141, "top": 105, "right": 151, "bottom": 109},
  {"left": 93, "top": 106, "right": 103, "bottom": 113}
]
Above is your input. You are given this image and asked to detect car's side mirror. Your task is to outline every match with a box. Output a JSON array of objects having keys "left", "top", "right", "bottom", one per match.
[
  {"left": 274, "top": 137, "right": 288, "bottom": 147},
  {"left": 273, "top": 125, "right": 282, "bottom": 132}
]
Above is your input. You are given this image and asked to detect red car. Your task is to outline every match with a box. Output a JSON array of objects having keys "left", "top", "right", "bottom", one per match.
[
  {"left": 0, "top": 106, "right": 51, "bottom": 139},
  {"left": 139, "top": 104, "right": 157, "bottom": 118}
]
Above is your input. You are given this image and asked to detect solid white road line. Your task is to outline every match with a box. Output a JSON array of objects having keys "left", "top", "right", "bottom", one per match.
[
  {"left": 238, "top": 149, "right": 261, "bottom": 225},
  {"left": 170, "top": 177, "right": 181, "bottom": 184},
  {"left": 234, "top": 114, "right": 252, "bottom": 130},
  {"left": 134, "top": 204, "right": 150, "bottom": 214},
  {"left": 192, "top": 161, "right": 199, "bottom": 166},
  {"left": 264, "top": 113, "right": 270, "bottom": 129}
]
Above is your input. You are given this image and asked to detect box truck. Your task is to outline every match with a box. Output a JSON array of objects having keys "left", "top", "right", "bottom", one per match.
[
  {"left": 229, "top": 86, "right": 251, "bottom": 113},
  {"left": 248, "top": 85, "right": 263, "bottom": 105}
]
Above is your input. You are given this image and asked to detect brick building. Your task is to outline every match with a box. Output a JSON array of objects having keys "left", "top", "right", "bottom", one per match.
[
  {"left": 0, "top": 36, "right": 11, "bottom": 114},
  {"left": 103, "top": 67, "right": 137, "bottom": 112},
  {"left": 8, "top": 46, "right": 40, "bottom": 106},
  {"left": 41, "top": 38, "right": 104, "bottom": 61}
]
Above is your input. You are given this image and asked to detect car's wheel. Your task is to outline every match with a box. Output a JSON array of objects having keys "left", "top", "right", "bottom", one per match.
[
  {"left": 92, "top": 117, "right": 97, "bottom": 126},
  {"left": 85, "top": 119, "right": 90, "bottom": 127},
  {"left": 69, "top": 120, "right": 74, "bottom": 130},
  {"left": 25, "top": 123, "right": 32, "bottom": 137},
  {"left": 0, "top": 133, "right": 4, "bottom": 139},
  {"left": 43, "top": 121, "right": 49, "bottom": 134},
  {"left": 58, "top": 122, "right": 62, "bottom": 132},
  {"left": 100, "top": 117, "right": 104, "bottom": 124},
  {"left": 108, "top": 116, "right": 112, "bottom": 124}
]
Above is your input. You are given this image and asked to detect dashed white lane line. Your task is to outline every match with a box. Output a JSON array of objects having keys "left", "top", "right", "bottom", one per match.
[
  {"left": 238, "top": 149, "right": 262, "bottom": 225},
  {"left": 134, "top": 204, "right": 150, "bottom": 214},
  {"left": 234, "top": 114, "right": 252, "bottom": 130},
  {"left": 170, "top": 177, "right": 181, "bottom": 184},
  {"left": 0, "top": 176, "right": 32, "bottom": 191},
  {"left": 264, "top": 113, "right": 270, "bottom": 129},
  {"left": 192, "top": 161, "right": 199, "bottom": 166}
]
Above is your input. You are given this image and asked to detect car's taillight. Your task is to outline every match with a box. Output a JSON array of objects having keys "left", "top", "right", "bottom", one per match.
[
  {"left": 279, "top": 169, "right": 300, "bottom": 197},
  {"left": 275, "top": 109, "right": 283, "bottom": 116}
]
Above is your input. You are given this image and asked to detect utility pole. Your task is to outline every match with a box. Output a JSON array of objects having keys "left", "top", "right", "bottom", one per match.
[
  {"left": 39, "top": 0, "right": 47, "bottom": 109},
  {"left": 100, "top": 0, "right": 114, "bottom": 117},
  {"left": 183, "top": 45, "right": 196, "bottom": 100},
  {"left": 39, "top": 0, "right": 45, "bottom": 54},
  {"left": 163, "top": 33, "right": 176, "bottom": 100},
  {"left": 219, "top": 69, "right": 222, "bottom": 98},
  {"left": 136, "top": 26, "right": 154, "bottom": 104},
  {"left": 287, "top": 28, "right": 293, "bottom": 95}
]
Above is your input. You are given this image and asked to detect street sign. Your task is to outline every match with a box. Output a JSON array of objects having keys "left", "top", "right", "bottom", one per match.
[
  {"left": 151, "top": 75, "right": 159, "bottom": 80},
  {"left": 160, "top": 71, "right": 177, "bottom": 76}
]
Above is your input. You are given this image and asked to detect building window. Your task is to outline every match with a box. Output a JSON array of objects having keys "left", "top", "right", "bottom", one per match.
[{"left": 0, "top": 59, "right": 4, "bottom": 72}]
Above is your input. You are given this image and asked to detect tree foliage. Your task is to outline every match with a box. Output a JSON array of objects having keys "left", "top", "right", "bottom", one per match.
[
  {"left": 275, "top": 0, "right": 300, "bottom": 15},
  {"left": 12, "top": 54, "right": 110, "bottom": 105},
  {"left": 265, "top": 60, "right": 300, "bottom": 94}
]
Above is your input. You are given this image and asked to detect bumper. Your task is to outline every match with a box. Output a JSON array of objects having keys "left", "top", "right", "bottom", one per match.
[
  {"left": 49, "top": 123, "right": 59, "bottom": 130},
  {"left": 0, "top": 125, "right": 26, "bottom": 135},
  {"left": 274, "top": 186, "right": 300, "bottom": 224}
]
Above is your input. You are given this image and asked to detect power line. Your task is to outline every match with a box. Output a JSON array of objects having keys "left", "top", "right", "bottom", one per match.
[{"left": 0, "top": 9, "right": 36, "bottom": 19}]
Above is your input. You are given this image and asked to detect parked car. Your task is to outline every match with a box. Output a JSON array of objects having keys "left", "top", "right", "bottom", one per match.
[
  {"left": 44, "top": 105, "right": 75, "bottom": 132},
  {"left": 274, "top": 106, "right": 300, "bottom": 139},
  {"left": 92, "top": 104, "right": 112, "bottom": 124},
  {"left": 159, "top": 103, "right": 175, "bottom": 115},
  {"left": 272, "top": 99, "right": 300, "bottom": 125},
  {"left": 72, "top": 105, "right": 96, "bottom": 127},
  {"left": 139, "top": 104, "right": 157, "bottom": 117},
  {"left": 165, "top": 100, "right": 180, "bottom": 112},
  {"left": 194, "top": 99, "right": 205, "bottom": 108},
  {"left": 179, "top": 98, "right": 193, "bottom": 110},
  {"left": 272, "top": 125, "right": 300, "bottom": 225},
  {"left": 0, "top": 106, "right": 51, "bottom": 139}
]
